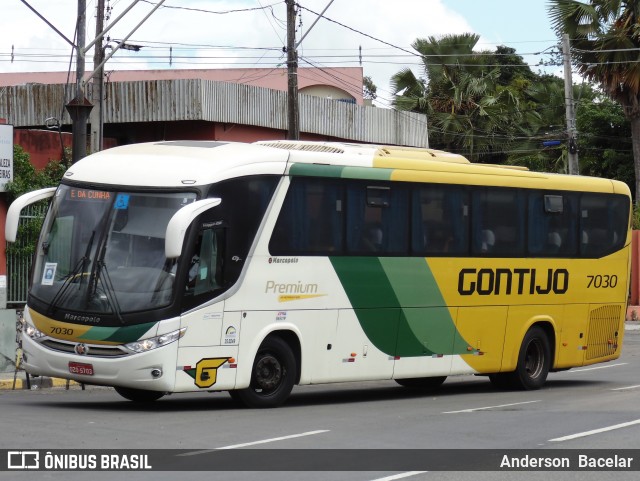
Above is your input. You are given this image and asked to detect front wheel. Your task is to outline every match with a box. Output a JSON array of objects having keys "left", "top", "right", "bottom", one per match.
[
  {"left": 507, "top": 326, "right": 551, "bottom": 390},
  {"left": 231, "top": 336, "right": 296, "bottom": 408},
  {"left": 114, "top": 386, "right": 165, "bottom": 402}
]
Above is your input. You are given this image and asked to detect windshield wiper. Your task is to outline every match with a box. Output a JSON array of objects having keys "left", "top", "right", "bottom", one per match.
[
  {"left": 89, "top": 242, "right": 124, "bottom": 323},
  {"left": 85, "top": 221, "right": 125, "bottom": 323},
  {"left": 47, "top": 230, "right": 95, "bottom": 315}
]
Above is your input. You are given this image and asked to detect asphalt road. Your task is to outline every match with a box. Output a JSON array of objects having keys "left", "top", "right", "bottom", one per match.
[{"left": 1, "top": 327, "right": 639, "bottom": 481}]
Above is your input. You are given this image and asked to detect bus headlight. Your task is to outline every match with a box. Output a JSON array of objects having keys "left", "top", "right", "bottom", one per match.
[
  {"left": 24, "top": 322, "right": 46, "bottom": 340},
  {"left": 124, "top": 327, "right": 186, "bottom": 353}
]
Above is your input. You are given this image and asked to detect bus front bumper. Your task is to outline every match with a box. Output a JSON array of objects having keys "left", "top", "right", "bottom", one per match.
[{"left": 20, "top": 333, "right": 177, "bottom": 392}]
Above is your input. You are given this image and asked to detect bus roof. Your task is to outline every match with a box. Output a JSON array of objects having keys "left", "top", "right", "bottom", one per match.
[
  {"left": 64, "top": 141, "right": 290, "bottom": 187},
  {"left": 63, "top": 140, "right": 629, "bottom": 196}
]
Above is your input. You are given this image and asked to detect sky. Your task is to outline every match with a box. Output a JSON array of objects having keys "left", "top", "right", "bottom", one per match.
[{"left": 0, "top": 0, "right": 562, "bottom": 107}]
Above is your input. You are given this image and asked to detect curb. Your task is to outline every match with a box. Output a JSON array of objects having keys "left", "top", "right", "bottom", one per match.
[{"left": 0, "top": 376, "right": 81, "bottom": 390}]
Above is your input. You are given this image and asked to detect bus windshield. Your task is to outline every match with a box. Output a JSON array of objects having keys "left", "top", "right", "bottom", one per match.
[{"left": 30, "top": 185, "right": 197, "bottom": 317}]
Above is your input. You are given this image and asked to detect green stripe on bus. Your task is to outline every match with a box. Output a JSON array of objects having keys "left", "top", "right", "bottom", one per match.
[
  {"left": 78, "top": 322, "right": 157, "bottom": 343},
  {"left": 289, "top": 163, "right": 393, "bottom": 181},
  {"left": 330, "top": 256, "right": 469, "bottom": 357},
  {"left": 379, "top": 257, "right": 468, "bottom": 356},
  {"left": 289, "top": 164, "right": 346, "bottom": 178}
]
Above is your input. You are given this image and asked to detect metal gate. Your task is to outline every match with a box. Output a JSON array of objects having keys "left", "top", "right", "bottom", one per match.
[{"left": 6, "top": 203, "right": 47, "bottom": 305}]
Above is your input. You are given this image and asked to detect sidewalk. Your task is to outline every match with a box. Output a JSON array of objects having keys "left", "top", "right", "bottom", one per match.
[{"left": 0, "top": 372, "right": 81, "bottom": 390}]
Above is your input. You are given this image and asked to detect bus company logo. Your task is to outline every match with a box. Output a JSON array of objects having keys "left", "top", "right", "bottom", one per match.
[
  {"left": 268, "top": 257, "right": 299, "bottom": 264},
  {"left": 458, "top": 267, "right": 569, "bottom": 296},
  {"left": 7, "top": 451, "right": 40, "bottom": 470}
]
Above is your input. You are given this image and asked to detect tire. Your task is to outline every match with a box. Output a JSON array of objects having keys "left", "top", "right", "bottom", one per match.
[
  {"left": 114, "top": 386, "right": 165, "bottom": 402},
  {"left": 507, "top": 326, "right": 551, "bottom": 390},
  {"left": 395, "top": 376, "right": 447, "bottom": 390},
  {"left": 232, "top": 336, "right": 297, "bottom": 408}
]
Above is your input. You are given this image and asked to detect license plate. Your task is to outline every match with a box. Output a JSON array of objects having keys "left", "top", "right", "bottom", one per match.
[{"left": 69, "top": 362, "right": 94, "bottom": 376}]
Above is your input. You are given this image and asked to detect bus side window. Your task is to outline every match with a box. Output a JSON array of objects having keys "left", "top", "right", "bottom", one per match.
[
  {"left": 580, "top": 194, "right": 629, "bottom": 257},
  {"left": 411, "top": 185, "right": 468, "bottom": 255},
  {"left": 472, "top": 188, "right": 525, "bottom": 256},
  {"left": 527, "top": 192, "right": 577, "bottom": 257},
  {"left": 269, "top": 177, "right": 343, "bottom": 255},
  {"left": 346, "top": 182, "right": 408, "bottom": 255}
]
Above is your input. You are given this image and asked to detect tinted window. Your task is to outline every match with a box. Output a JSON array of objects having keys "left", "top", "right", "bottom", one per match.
[
  {"left": 528, "top": 192, "right": 578, "bottom": 256},
  {"left": 269, "top": 177, "right": 629, "bottom": 260},
  {"left": 207, "top": 175, "right": 279, "bottom": 283},
  {"left": 471, "top": 188, "right": 525, "bottom": 256},
  {"left": 412, "top": 185, "right": 469, "bottom": 255},
  {"left": 345, "top": 183, "right": 409, "bottom": 255},
  {"left": 580, "top": 194, "right": 629, "bottom": 258},
  {"left": 270, "top": 177, "right": 344, "bottom": 255}
]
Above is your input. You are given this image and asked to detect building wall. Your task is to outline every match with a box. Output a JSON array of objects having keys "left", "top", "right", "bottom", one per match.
[
  {"left": 13, "top": 129, "right": 72, "bottom": 170},
  {"left": 0, "top": 67, "right": 365, "bottom": 105}
]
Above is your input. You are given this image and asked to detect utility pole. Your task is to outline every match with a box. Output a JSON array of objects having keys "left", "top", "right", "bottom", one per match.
[
  {"left": 90, "top": 0, "right": 105, "bottom": 154},
  {"left": 66, "top": 0, "right": 93, "bottom": 163},
  {"left": 562, "top": 34, "right": 579, "bottom": 175},
  {"left": 286, "top": 0, "right": 299, "bottom": 140}
]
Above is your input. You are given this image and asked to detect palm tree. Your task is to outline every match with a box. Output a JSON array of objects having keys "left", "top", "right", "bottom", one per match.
[
  {"left": 391, "top": 33, "right": 536, "bottom": 162},
  {"left": 548, "top": 0, "right": 640, "bottom": 201}
]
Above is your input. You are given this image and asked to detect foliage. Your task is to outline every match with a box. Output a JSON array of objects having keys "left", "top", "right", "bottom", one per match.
[
  {"left": 576, "top": 91, "right": 633, "bottom": 190},
  {"left": 548, "top": 0, "right": 640, "bottom": 202},
  {"left": 392, "top": 33, "right": 550, "bottom": 163},
  {"left": 390, "top": 28, "right": 635, "bottom": 194},
  {"left": 363, "top": 76, "right": 377, "bottom": 101},
  {"left": 4, "top": 145, "right": 67, "bottom": 264},
  {"left": 4, "top": 145, "right": 68, "bottom": 202}
]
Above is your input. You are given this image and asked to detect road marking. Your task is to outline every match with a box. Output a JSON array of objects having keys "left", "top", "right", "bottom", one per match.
[
  {"left": 370, "top": 472, "right": 428, "bottom": 481},
  {"left": 549, "top": 419, "right": 640, "bottom": 442},
  {"left": 611, "top": 384, "right": 640, "bottom": 391},
  {"left": 443, "top": 400, "right": 541, "bottom": 414},
  {"left": 178, "top": 430, "right": 330, "bottom": 455},
  {"left": 570, "top": 362, "right": 627, "bottom": 373}
]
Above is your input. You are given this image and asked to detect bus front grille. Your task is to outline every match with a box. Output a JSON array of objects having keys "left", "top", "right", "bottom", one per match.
[
  {"left": 586, "top": 305, "right": 622, "bottom": 360},
  {"left": 39, "top": 338, "right": 131, "bottom": 357}
]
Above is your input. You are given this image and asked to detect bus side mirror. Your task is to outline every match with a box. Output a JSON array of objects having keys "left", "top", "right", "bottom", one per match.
[
  {"left": 5, "top": 187, "right": 57, "bottom": 242},
  {"left": 165, "top": 198, "right": 221, "bottom": 258}
]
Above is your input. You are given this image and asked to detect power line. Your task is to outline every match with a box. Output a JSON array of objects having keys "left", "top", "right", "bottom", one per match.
[{"left": 138, "top": 0, "right": 282, "bottom": 15}]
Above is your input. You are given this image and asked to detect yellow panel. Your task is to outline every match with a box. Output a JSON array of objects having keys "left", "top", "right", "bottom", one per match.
[
  {"left": 454, "top": 306, "right": 507, "bottom": 373},
  {"left": 501, "top": 306, "right": 561, "bottom": 372}
]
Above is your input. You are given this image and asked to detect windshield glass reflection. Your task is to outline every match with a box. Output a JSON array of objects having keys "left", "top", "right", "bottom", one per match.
[{"left": 31, "top": 185, "right": 196, "bottom": 318}]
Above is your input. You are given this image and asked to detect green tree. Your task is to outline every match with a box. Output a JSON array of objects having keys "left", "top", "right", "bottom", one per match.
[
  {"left": 391, "top": 33, "right": 541, "bottom": 163},
  {"left": 508, "top": 76, "right": 578, "bottom": 173},
  {"left": 577, "top": 91, "right": 633, "bottom": 188},
  {"left": 363, "top": 75, "right": 378, "bottom": 101},
  {"left": 5, "top": 145, "right": 67, "bottom": 202},
  {"left": 548, "top": 0, "right": 640, "bottom": 201},
  {"left": 4, "top": 145, "right": 67, "bottom": 295}
]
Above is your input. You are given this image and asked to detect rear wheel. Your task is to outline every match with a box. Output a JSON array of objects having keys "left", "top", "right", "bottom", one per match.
[
  {"left": 114, "top": 386, "right": 165, "bottom": 402},
  {"left": 506, "top": 326, "right": 551, "bottom": 390},
  {"left": 395, "top": 376, "right": 447, "bottom": 390},
  {"left": 231, "top": 336, "right": 296, "bottom": 408}
]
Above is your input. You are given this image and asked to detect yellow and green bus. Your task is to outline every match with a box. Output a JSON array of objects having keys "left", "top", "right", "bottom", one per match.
[{"left": 6, "top": 140, "right": 631, "bottom": 407}]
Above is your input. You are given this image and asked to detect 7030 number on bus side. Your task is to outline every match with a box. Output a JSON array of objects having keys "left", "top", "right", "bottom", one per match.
[{"left": 587, "top": 274, "right": 618, "bottom": 289}]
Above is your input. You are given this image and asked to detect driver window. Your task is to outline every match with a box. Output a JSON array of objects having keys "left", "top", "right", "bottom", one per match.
[{"left": 186, "top": 228, "right": 223, "bottom": 297}]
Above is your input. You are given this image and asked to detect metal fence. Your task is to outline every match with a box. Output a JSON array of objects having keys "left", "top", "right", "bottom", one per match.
[{"left": 6, "top": 203, "right": 47, "bottom": 305}]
